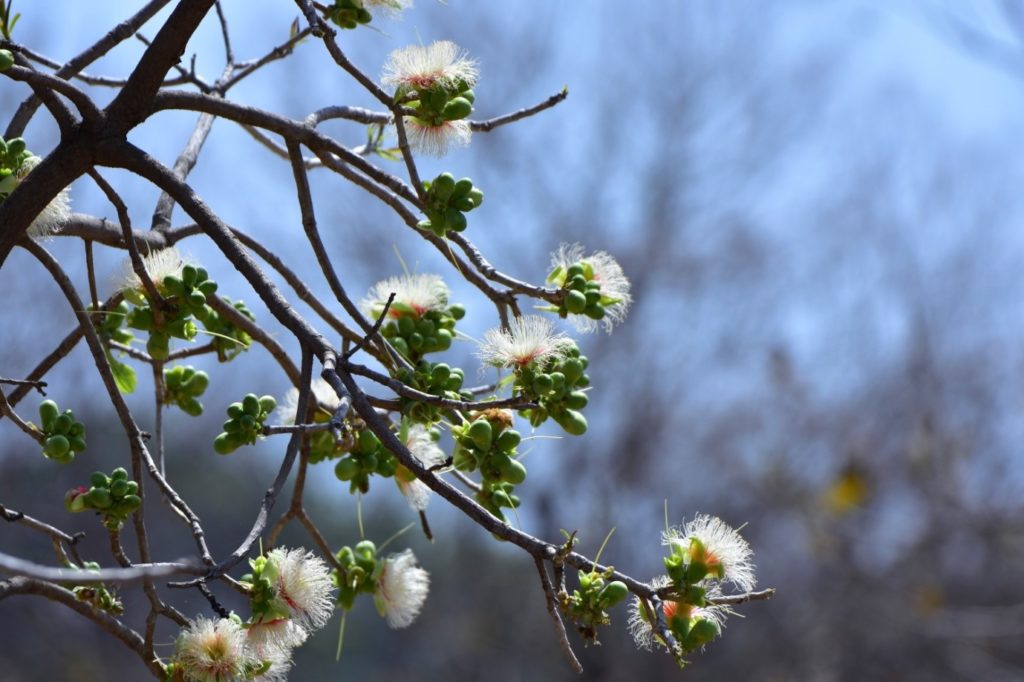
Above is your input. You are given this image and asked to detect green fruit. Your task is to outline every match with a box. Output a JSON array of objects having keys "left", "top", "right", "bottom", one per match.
[
  {"left": 468, "top": 419, "right": 493, "bottom": 451},
  {"left": 38, "top": 400, "right": 59, "bottom": 430}
]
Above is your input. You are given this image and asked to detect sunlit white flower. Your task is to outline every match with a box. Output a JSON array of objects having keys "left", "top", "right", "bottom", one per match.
[
  {"left": 172, "top": 617, "right": 257, "bottom": 682},
  {"left": 245, "top": 617, "right": 307, "bottom": 658},
  {"left": 275, "top": 378, "right": 341, "bottom": 426},
  {"left": 362, "top": 273, "right": 449, "bottom": 321},
  {"left": 382, "top": 40, "right": 478, "bottom": 94},
  {"left": 550, "top": 243, "right": 632, "bottom": 333},
  {"left": 262, "top": 547, "right": 336, "bottom": 633},
  {"left": 404, "top": 117, "right": 471, "bottom": 157},
  {"left": 477, "top": 315, "right": 571, "bottom": 369},
  {"left": 374, "top": 549, "right": 430, "bottom": 628},
  {"left": 627, "top": 577, "right": 730, "bottom": 652},
  {"left": 364, "top": 0, "right": 413, "bottom": 17},
  {"left": 11, "top": 156, "right": 72, "bottom": 238},
  {"left": 395, "top": 424, "right": 445, "bottom": 511},
  {"left": 118, "top": 246, "right": 187, "bottom": 294},
  {"left": 663, "top": 514, "right": 756, "bottom": 592}
]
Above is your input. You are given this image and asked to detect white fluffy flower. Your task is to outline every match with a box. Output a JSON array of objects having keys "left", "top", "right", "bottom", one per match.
[
  {"left": 261, "top": 547, "right": 336, "bottom": 633},
  {"left": 245, "top": 617, "right": 307, "bottom": 658},
  {"left": 550, "top": 243, "right": 632, "bottom": 333},
  {"left": 362, "top": 273, "right": 449, "bottom": 321},
  {"left": 118, "top": 246, "right": 186, "bottom": 294},
  {"left": 477, "top": 315, "right": 571, "bottom": 369},
  {"left": 364, "top": 0, "right": 413, "bottom": 17},
  {"left": 12, "top": 156, "right": 72, "bottom": 238},
  {"left": 382, "top": 41, "right": 478, "bottom": 93},
  {"left": 172, "top": 617, "right": 258, "bottom": 682},
  {"left": 404, "top": 117, "right": 471, "bottom": 157},
  {"left": 275, "top": 378, "right": 341, "bottom": 426},
  {"left": 374, "top": 549, "right": 430, "bottom": 628},
  {"left": 396, "top": 424, "right": 445, "bottom": 511},
  {"left": 626, "top": 577, "right": 730, "bottom": 652},
  {"left": 663, "top": 514, "right": 756, "bottom": 592}
]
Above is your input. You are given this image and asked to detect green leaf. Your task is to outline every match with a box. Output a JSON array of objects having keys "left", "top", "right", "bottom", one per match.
[{"left": 107, "top": 352, "right": 137, "bottom": 394}]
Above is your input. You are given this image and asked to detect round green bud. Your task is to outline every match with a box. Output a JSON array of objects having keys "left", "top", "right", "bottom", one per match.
[
  {"left": 442, "top": 97, "right": 473, "bottom": 121},
  {"left": 533, "top": 373, "right": 554, "bottom": 394},
  {"left": 397, "top": 316, "right": 415, "bottom": 336},
  {"left": 446, "top": 208, "right": 468, "bottom": 232},
  {"left": 90, "top": 472, "right": 109, "bottom": 488},
  {"left": 258, "top": 395, "right": 277, "bottom": 414},
  {"left": 38, "top": 400, "right": 59, "bottom": 430},
  {"left": 565, "top": 290, "right": 588, "bottom": 314},
  {"left": 110, "top": 479, "right": 129, "bottom": 498},
  {"left": 357, "top": 428, "right": 380, "bottom": 453},
  {"left": 448, "top": 304, "right": 466, "bottom": 320},
  {"left": 460, "top": 88, "right": 475, "bottom": 104},
  {"left": 242, "top": 394, "right": 261, "bottom": 416},
  {"left": 598, "top": 581, "right": 629, "bottom": 606},
  {"left": 688, "top": 617, "right": 720, "bottom": 646},
  {"left": 585, "top": 303, "right": 606, "bottom": 320},
  {"left": 467, "top": 188, "right": 484, "bottom": 208},
  {"left": 499, "top": 458, "right": 527, "bottom": 485},
  {"left": 416, "top": 219, "right": 434, "bottom": 233},
  {"left": 147, "top": 333, "right": 170, "bottom": 360},
  {"left": 0, "top": 50, "right": 14, "bottom": 71},
  {"left": 432, "top": 172, "right": 456, "bottom": 199},
  {"left": 452, "top": 178, "right": 474, "bottom": 198},
  {"left": 565, "top": 391, "right": 589, "bottom": 410},
  {"left": 67, "top": 436, "right": 87, "bottom": 453},
  {"left": 408, "top": 332, "right": 424, "bottom": 350},
  {"left": 227, "top": 402, "right": 244, "bottom": 419},
  {"left": 435, "top": 328, "right": 453, "bottom": 351},
  {"left": 495, "top": 429, "right": 521, "bottom": 452},
  {"left": 44, "top": 435, "right": 70, "bottom": 458},
  {"left": 121, "top": 494, "right": 142, "bottom": 512},
  {"left": 125, "top": 481, "right": 139, "bottom": 496},
  {"left": 468, "top": 419, "right": 493, "bottom": 451},
  {"left": 52, "top": 413, "right": 73, "bottom": 435},
  {"left": 180, "top": 398, "right": 203, "bottom": 417},
  {"left": 213, "top": 432, "right": 237, "bottom": 455},
  {"left": 111, "top": 467, "right": 129, "bottom": 481},
  {"left": 181, "top": 265, "right": 198, "bottom": 288},
  {"left": 334, "top": 457, "right": 359, "bottom": 481},
  {"left": 86, "top": 487, "right": 113, "bottom": 509},
  {"left": 554, "top": 409, "right": 588, "bottom": 436},
  {"left": 187, "top": 291, "right": 206, "bottom": 308},
  {"left": 431, "top": 363, "right": 451, "bottom": 384}
]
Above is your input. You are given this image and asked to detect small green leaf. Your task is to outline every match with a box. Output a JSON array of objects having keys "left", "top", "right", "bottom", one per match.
[{"left": 107, "top": 352, "right": 137, "bottom": 394}]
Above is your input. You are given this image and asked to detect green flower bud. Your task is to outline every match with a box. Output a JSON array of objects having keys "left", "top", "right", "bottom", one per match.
[
  {"left": 565, "top": 391, "right": 589, "bottom": 410},
  {"left": 109, "top": 479, "right": 129, "bottom": 498},
  {"left": 598, "top": 581, "right": 629, "bottom": 606},
  {"left": 442, "top": 97, "right": 473, "bottom": 121},
  {"left": 258, "top": 395, "right": 277, "bottom": 414},
  {"left": 242, "top": 394, "right": 260, "bottom": 416},
  {"left": 111, "top": 467, "right": 129, "bottom": 481},
  {"left": 448, "top": 304, "right": 466, "bottom": 320},
  {"left": 213, "top": 432, "right": 238, "bottom": 455},
  {"left": 0, "top": 49, "right": 14, "bottom": 71},
  {"left": 52, "top": 413, "right": 72, "bottom": 435},
  {"left": 44, "top": 435, "right": 70, "bottom": 458},
  {"left": 67, "top": 436, "right": 87, "bottom": 453},
  {"left": 446, "top": 207, "right": 468, "bottom": 231},
  {"left": 432, "top": 172, "right": 456, "bottom": 199},
  {"left": 553, "top": 409, "right": 588, "bottom": 436},
  {"left": 227, "top": 402, "right": 244, "bottom": 419},
  {"left": 499, "top": 458, "right": 527, "bottom": 485},
  {"left": 495, "top": 429, "right": 521, "bottom": 452},
  {"left": 86, "top": 487, "right": 112, "bottom": 509},
  {"left": 585, "top": 303, "right": 607, "bottom": 320},
  {"left": 38, "top": 400, "right": 59, "bottom": 431},
  {"left": 468, "top": 419, "right": 493, "bottom": 451},
  {"left": 125, "top": 481, "right": 139, "bottom": 496},
  {"left": 65, "top": 488, "right": 88, "bottom": 513},
  {"left": 334, "top": 457, "right": 359, "bottom": 481},
  {"left": 452, "top": 178, "right": 473, "bottom": 199},
  {"left": 121, "top": 494, "right": 141, "bottom": 512},
  {"left": 89, "top": 472, "right": 109, "bottom": 488},
  {"left": 565, "top": 290, "right": 588, "bottom": 314},
  {"left": 397, "top": 316, "right": 415, "bottom": 336}
]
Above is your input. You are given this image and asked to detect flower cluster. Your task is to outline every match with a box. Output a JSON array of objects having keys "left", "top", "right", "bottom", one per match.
[
  {"left": 382, "top": 41, "right": 479, "bottom": 157},
  {"left": 628, "top": 515, "right": 756, "bottom": 660},
  {"left": 547, "top": 243, "right": 632, "bottom": 333},
  {"left": 0, "top": 136, "right": 72, "bottom": 238},
  {"left": 334, "top": 541, "right": 431, "bottom": 629}
]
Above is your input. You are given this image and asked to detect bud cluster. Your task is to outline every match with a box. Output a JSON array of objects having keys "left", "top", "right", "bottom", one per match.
[
  {"left": 516, "top": 342, "right": 590, "bottom": 435},
  {"left": 125, "top": 263, "right": 217, "bottom": 360},
  {"left": 64, "top": 467, "right": 141, "bottom": 530},
  {"left": 90, "top": 301, "right": 134, "bottom": 346},
  {"left": 36, "top": 399, "right": 86, "bottom": 464},
  {"left": 213, "top": 394, "right": 276, "bottom": 454},
  {"left": 68, "top": 561, "right": 123, "bottom": 616},
  {"left": 452, "top": 412, "right": 527, "bottom": 522},
  {"left": 333, "top": 427, "right": 396, "bottom": 494},
  {"left": 0, "top": 135, "right": 33, "bottom": 198},
  {"left": 549, "top": 260, "right": 614, "bottom": 324},
  {"left": 163, "top": 365, "right": 209, "bottom": 417},
  {"left": 396, "top": 359, "right": 469, "bottom": 424},
  {"left": 562, "top": 568, "right": 629, "bottom": 645},
  {"left": 417, "top": 172, "right": 484, "bottom": 237},
  {"left": 325, "top": 0, "right": 373, "bottom": 28},
  {"left": 380, "top": 302, "right": 463, "bottom": 362}
]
